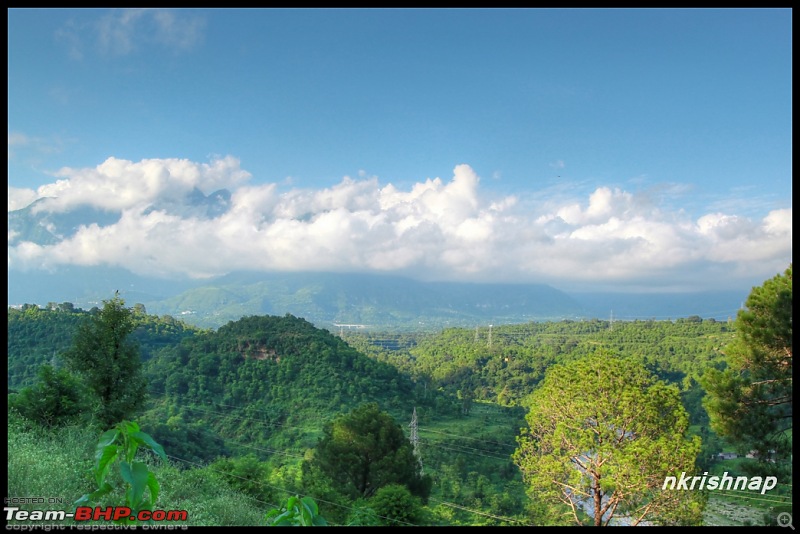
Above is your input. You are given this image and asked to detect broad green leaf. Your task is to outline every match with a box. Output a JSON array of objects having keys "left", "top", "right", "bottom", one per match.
[
  {"left": 120, "top": 460, "right": 133, "bottom": 485},
  {"left": 130, "top": 431, "right": 167, "bottom": 463},
  {"left": 121, "top": 420, "right": 140, "bottom": 434},
  {"left": 145, "top": 471, "right": 160, "bottom": 509},
  {"left": 119, "top": 461, "right": 150, "bottom": 510},
  {"left": 300, "top": 498, "right": 315, "bottom": 525},
  {"left": 266, "top": 509, "right": 293, "bottom": 525},
  {"left": 95, "top": 444, "right": 119, "bottom": 486},
  {"left": 96, "top": 428, "right": 120, "bottom": 451}
]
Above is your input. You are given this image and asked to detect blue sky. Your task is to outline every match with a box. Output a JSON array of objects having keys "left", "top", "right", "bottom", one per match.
[{"left": 7, "top": 8, "right": 793, "bottom": 293}]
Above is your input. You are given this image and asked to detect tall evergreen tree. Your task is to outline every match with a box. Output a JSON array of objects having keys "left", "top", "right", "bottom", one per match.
[
  {"left": 307, "top": 402, "right": 432, "bottom": 502},
  {"left": 513, "top": 351, "right": 704, "bottom": 526},
  {"left": 702, "top": 264, "right": 792, "bottom": 473},
  {"left": 61, "top": 292, "right": 147, "bottom": 429}
]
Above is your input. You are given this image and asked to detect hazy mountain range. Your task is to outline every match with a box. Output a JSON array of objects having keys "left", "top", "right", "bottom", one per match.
[
  {"left": 7, "top": 265, "right": 748, "bottom": 331},
  {"left": 7, "top": 188, "right": 750, "bottom": 330}
]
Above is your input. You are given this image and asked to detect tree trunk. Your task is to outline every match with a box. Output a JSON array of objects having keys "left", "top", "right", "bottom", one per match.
[{"left": 594, "top": 476, "right": 603, "bottom": 526}]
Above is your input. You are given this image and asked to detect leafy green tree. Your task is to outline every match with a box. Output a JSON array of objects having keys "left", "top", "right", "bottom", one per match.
[
  {"left": 61, "top": 293, "right": 147, "bottom": 429},
  {"left": 367, "top": 483, "right": 426, "bottom": 526},
  {"left": 701, "top": 264, "right": 792, "bottom": 473},
  {"left": 513, "top": 351, "right": 704, "bottom": 526},
  {"left": 308, "top": 402, "right": 432, "bottom": 502},
  {"left": 9, "top": 364, "right": 88, "bottom": 427}
]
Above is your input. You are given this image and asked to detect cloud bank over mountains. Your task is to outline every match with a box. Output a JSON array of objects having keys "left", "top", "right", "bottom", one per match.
[{"left": 7, "top": 156, "right": 792, "bottom": 292}]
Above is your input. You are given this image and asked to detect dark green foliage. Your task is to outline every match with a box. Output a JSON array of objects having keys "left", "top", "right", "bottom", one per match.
[
  {"left": 144, "top": 314, "right": 418, "bottom": 452},
  {"left": 7, "top": 305, "right": 88, "bottom": 389},
  {"left": 60, "top": 294, "right": 147, "bottom": 429},
  {"left": 211, "top": 454, "right": 273, "bottom": 503},
  {"left": 308, "top": 402, "right": 432, "bottom": 502},
  {"left": 702, "top": 264, "right": 792, "bottom": 475},
  {"left": 367, "top": 483, "right": 426, "bottom": 526},
  {"left": 8, "top": 364, "right": 88, "bottom": 427},
  {"left": 138, "top": 410, "right": 228, "bottom": 466},
  {"left": 7, "top": 302, "right": 199, "bottom": 390},
  {"left": 129, "top": 311, "right": 204, "bottom": 360}
]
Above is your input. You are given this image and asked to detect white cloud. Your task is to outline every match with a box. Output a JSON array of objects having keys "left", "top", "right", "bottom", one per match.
[
  {"left": 557, "top": 187, "right": 637, "bottom": 225},
  {"left": 27, "top": 156, "right": 250, "bottom": 214},
  {"left": 697, "top": 209, "right": 793, "bottom": 264},
  {"left": 7, "top": 158, "right": 793, "bottom": 292}
]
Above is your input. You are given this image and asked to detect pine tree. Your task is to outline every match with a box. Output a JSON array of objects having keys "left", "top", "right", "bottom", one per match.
[
  {"left": 513, "top": 351, "right": 705, "bottom": 526},
  {"left": 702, "top": 264, "right": 792, "bottom": 474},
  {"left": 308, "top": 402, "right": 432, "bottom": 501}
]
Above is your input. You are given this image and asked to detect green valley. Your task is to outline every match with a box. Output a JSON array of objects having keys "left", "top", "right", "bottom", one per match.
[{"left": 6, "top": 267, "right": 792, "bottom": 526}]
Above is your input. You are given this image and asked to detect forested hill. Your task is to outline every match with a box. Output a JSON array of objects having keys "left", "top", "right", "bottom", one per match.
[
  {"left": 8, "top": 307, "right": 448, "bottom": 459},
  {"left": 8, "top": 306, "right": 455, "bottom": 465},
  {"left": 8, "top": 305, "right": 734, "bottom": 425},
  {"left": 143, "top": 314, "right": 424, "bottom": 452}
]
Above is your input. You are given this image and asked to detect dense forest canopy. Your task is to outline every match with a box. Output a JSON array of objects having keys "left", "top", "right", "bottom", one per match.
[{"left": 345, "top": 316, "right": 733, "bottom": 410}]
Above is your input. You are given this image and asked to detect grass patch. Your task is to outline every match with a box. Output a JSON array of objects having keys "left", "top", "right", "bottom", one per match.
[
  {"left": 7, "top": 413, "right": 95, "bottom": 522},
  {"left": 7, "top": 411, "right": 271, "bottom": 526}
]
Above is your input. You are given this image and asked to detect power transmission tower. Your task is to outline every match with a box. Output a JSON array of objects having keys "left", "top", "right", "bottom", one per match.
[{"left": 409, "top": 407, "right": 423, "bottom": 474}]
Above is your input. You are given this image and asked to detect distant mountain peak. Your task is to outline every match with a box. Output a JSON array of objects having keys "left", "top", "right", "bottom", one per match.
[
  {"left": 9, "top": 187, "right": 235, "bottom": 248},
  {"left": 143, "top": 187, "right": 232, "bottom": 219}
]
